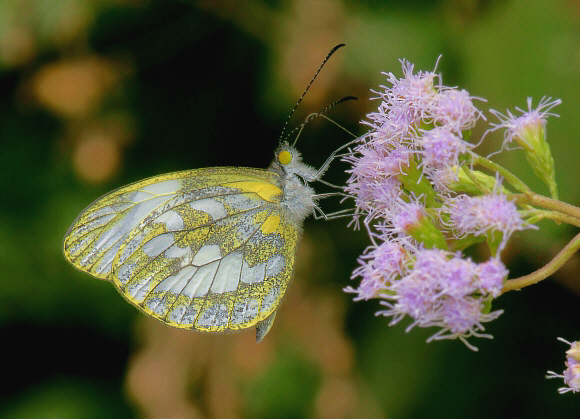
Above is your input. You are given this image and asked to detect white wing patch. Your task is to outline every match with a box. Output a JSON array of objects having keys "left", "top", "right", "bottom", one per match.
[
  {"left": 241, "top": 258, "right": 266, "bottom": 284},
  {"left": 190, "top": 198, "right": 227, "bottom": 220},
  {"left": 142, "top": 233, "right": 174, "bottom": 257},
  {"left": 156, "top": 210, "right": 185, "bottom": 230},
  {"left": 211, "top": 252, "right": 243, "bottom": 294},
  {"left": 164, "top": 244, "right": 190, "bottom": 259},
  {"left": 192, "top": 245, "right": 222, "bottom": 266},
  {"left": 266, "top": 254, "right": 286, "bottom": 277},
  {"left": 141, "top": 179, "right": 181, "bottom": 195}
]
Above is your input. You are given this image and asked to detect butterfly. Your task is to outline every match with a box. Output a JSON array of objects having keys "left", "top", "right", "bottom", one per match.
[
  {"left": 63, "top": 139, "right": 348, "bottom": 342},
  {"left": 63, "top": 45, "right": 355, "bottom": 342}
]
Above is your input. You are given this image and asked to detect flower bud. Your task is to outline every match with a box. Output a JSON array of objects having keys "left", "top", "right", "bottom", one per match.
[
  {"left": 392, "top": 203, "right": 447, "bottom": 249},
  {"left": 489, "top": 97, "right": 560, "bottom": 199},
  {"left": 446, "top": 166, "right": 510, "bottom": 196}
]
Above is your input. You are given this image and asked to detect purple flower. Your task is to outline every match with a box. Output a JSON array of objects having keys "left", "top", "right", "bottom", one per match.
[
  {"left": 391, "top": 201, "right": 426, "bottom": 235},
  {"left": 547, "top": 338, "right": 580, "bottom": 394},
  {"left": 488, "top": 96, "right": 561, "bottom": 151},
  {"left": 562, "top": 364, "right": 580, "bottom": 393},
  {"left": 427, "top": 166, "right": 460, "bottom": 194},
  {"left": 418, "top": 126, "right": 470, "bottom": 170},
  {"left": 345, "top": 241, "right": 407, "bottom": 301},
  {"left": 440, "top": 297, "right": 485, "bottom": 334},
  {"left": 488, "top": 97, "right": 560, "bottom": 199},
  {"left": 346, "top": 58, "right": 485, "bottom": 224},
  {"left": 364, "top": 101, "right": 418, "bottom": 142},
  {"left": 442, "top": 256, "right": 479, "bottom": 297},
  {"left": 445, "top": 190, "right": 531, "bottom": 251},
  {"left": 431, "top": 88, "right": 483, "bottom": 133},
  {"left": 477, "top": 258, "right": 508, "bottom": 297},
  {"left": 361, "top": 59, "right": 443, "bottom": 144},
  {"left": 385, "top": 59, "right": 439, "bottom": 119},
  {"left": 376, "top": 248, "right": 504, "bottom": 350},
  {"left": 426, "top": 296, "right": 503, "bottom": 351},
  {"left": 344, "top": 142, "right": 411, "bottom": 219}
]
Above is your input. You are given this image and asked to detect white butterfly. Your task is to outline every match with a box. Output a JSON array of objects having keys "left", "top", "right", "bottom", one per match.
[{"left": 63, "top": 45, "right": 354, "bottom": 341}]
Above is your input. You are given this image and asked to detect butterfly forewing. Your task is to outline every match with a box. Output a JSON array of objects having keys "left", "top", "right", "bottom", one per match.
[{"left": 63, "top": 167, "right": 299, "bottom": 333}]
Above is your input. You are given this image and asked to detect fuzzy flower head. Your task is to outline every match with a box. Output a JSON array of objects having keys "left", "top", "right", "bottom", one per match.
[
  {"left": 376, "top": 248, "right": 506, "bottom": 351},
  {"left": 489, "top": 97, "right": 561, "bottom": 151},
  {"left": 427, "top": 166, "right": 461, "bottom": 194},
  {"left": 489, "top": 97, "right": 560, "bottom": 198},
  {"left": 365, "top": 101, "right": 418, "bottom": 143},
  {"left": 345, "top": 240, "right": 407, "bottom": 301},
  {"left": 343, "top": 141, "right": 411, "bottom": 220},
  {"left": 431, "top": 88, "right": 483, "bottom": 133},
  {"left": 385, "top": 59, "right": 439, "bottom": 117},
  {"left": 418, "top": 126, "right": 469, "bottom": 170},
  {"left": 445, "top": 188, "right": 533, "bottom": 253},
  {"left": 476, "top": 258, "right": 508, "bottom": 298},
  {"left": 547, "top": 338, "right": 580, "bottom": 394},
  {"left": 391, "top": 201, "right": 426, "bottom": 235},
  {"left": 363, "top": 58, "right": 442, "bottom": 144}
]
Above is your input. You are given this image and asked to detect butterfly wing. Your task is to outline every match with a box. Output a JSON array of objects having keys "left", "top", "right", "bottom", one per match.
[{"left": 63, "top": 167, "right": 298, "bottom": 339}]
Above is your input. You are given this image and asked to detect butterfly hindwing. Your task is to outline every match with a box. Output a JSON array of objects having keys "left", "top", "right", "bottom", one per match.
[{"left": 64, "top": 167, "right": 299, "bottom": 333}]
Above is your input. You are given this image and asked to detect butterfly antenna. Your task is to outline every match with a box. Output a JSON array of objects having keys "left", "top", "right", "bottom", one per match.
[
  {"left": 278, "top": 44, "right": 346, "bottom": 145},
  {"left": 288, "top": 95, "right": 357, "bottom": 146}
]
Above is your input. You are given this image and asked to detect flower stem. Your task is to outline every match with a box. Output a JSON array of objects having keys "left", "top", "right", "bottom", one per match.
[
  {"left": 470, "top": 154, "right": 533, "bottom": 194},
  {"left": 526, "top": 210, "right": 580, "bottom": 228},
  {"left": 512, "top": 193, "right": 580, "bottom": 221},
  {"left": 502, "top": 231, "right": 580, "bottom": 293}
]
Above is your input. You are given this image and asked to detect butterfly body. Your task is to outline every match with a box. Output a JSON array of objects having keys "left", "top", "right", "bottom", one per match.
[{"left": 64, "top": 143, "right": 318, "bottom": 342}]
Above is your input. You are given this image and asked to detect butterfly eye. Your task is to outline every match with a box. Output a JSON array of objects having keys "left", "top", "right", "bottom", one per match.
[{"left": 278, "top": 150, "right": 293, "bottom": 165}]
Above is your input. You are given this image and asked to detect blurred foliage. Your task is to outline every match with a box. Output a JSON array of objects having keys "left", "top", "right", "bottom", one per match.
[{"left": 1, "top": 0, "right": 580, "bottom": 418}]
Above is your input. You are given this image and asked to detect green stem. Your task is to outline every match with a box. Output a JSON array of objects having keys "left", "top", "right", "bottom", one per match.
[
  {"left": 526, "top": 210, "right": 580, "bottom": 228},
  {"left": 512, "top": 193, "right": 580, "bottom": 221},
  {"left": 502, "top": 231, "right": 580, "bottom": 293},
  {"left": 469, "top": 154, "right": 532, "bottom": 194},
  {"left": 462, "top": 165, "right": 491, "bottom": 194}
]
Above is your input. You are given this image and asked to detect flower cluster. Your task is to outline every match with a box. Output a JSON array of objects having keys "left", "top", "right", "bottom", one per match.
[
  {"left": 547, "top": 338, "right": 580, "bottom": 394},
  {"left": 374, "top": 247, "right": 505, "bottom": 351},
  {"left": 342, "top": 58, "right": 556, "bottom": 350}
]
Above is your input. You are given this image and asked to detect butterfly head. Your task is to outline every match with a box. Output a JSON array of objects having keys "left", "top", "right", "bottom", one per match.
[
  {"left": 269, "top": 142, "right": 318, "bottom": 182},
  {"left": 277, "top": 148, "right": 294, "bottom": 166}
]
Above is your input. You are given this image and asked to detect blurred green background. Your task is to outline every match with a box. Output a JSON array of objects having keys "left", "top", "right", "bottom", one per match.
[{"left": 2, "top": 0, "right": 580, "bottom": 418}]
